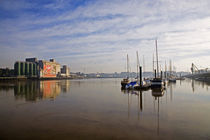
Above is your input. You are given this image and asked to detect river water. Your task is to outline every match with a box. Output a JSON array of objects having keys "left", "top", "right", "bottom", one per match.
[{"left": 0, "top": 79, "right": 210, "bottom": 139}]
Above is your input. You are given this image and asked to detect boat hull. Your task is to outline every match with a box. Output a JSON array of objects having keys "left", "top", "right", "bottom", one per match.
[
  {"left": 151, "top": 83, "right": 164, "bottom": 88},
  {"left": 169, "top": 79, "right": 176, "bottom": 83},
  {"left": 121, "top": 82, "right": 128, "bottom": 89},
  {"left": 151, "top": 78, "right": 164, "bottom": 88}
]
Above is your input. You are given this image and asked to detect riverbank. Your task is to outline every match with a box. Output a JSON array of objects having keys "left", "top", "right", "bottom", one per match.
[
  {"left": 0, "top": 77, "right": 27, "bottom": 81},
  {"left": 0, "top": 77, "right": 75, "bottom": 81}
]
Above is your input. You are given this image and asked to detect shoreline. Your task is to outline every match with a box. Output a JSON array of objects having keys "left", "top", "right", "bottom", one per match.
[
  {"left": 0, "top": 77, "right": 120, "bottom": 81},
  {"left": 0, "top": 77, "right": 74, "bottom": 81}
]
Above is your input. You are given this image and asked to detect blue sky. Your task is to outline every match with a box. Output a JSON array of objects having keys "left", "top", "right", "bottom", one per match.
[{"left": 1, "top": 0, "right": 210, "bottom": 73}]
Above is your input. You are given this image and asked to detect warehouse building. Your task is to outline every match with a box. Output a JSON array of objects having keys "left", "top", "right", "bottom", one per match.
[
  {"left": 38, "top": 59, "right": 60, "bottom": 78},
  {"left": 14, "top": 61, "right": 38, "bottom": 77},
  {"left": 60, "top": 65, "right": 70, "bottom": 77},
  {"left": 14, "top": 57, "right": 71, "bottom": 79},
  {"left": 14, "top": 58, "right": 64, "bottom": 78}
]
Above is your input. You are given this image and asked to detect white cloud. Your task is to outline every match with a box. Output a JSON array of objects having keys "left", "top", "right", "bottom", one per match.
[{"left": 1, "top": 0, "right": 210, "bottom": 72}]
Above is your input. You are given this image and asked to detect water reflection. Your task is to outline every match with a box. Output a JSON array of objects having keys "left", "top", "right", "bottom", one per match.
[
  {"left": 14, "top": 81, "right": 41, "bottom": 101},
  {"left": 151, "top": 88, "right": 165, "bottom": 98},
  {"left": 0, "top": 82, "right": 15, "bottom": 91},
  {"left": 6, "top": 80, "right": 70, "bottom": 101},
  {"left": 1, "top": 79, "right": 210, "bottom": 139},
  {"left": 191, "top": 79, "right": 210, "bottom": 92},
  {"left": 121, "top": 88, "right": 166, "bottom": 136},
  {"left": 192, "top": 80, "right": 195, "bottom": 92},
  {"left": 151, "top": 88, "right": 165, "bottom": 136},
  {"left": 169, "top": 83, "right": 173, "bottom": 101}
]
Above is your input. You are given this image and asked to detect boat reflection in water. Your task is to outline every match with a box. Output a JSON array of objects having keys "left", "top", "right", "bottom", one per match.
[
  {"left": 14, "top": 80, "right": 70, "bottom": 101},
  {"left": 121, "top": 88, "right": 166, "bottom": 135},
  {"left": 1, "top": 79, "right": 210, "bottom": 139},
  {"left": 151, "top": 88, "right": 165, "bottom": 98},
  {"left": 121, "top": 89, "right": 144, "bottom": 120},
  {"left": 151, "top": 88, "right": 165, "bottom": 135}
]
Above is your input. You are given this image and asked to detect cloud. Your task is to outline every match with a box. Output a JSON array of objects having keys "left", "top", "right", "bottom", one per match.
[
  {"left": 1, "top": 0, "right": 210, "bottom": 72},
  {"left": 0, "top": 0, "right": 32, "bottom": 11}
]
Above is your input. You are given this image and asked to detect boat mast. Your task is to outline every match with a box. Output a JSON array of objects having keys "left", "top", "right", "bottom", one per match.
[
  {"left": 136, "top": 51, "right": 140, "bottom": 80},
  {"left": 169, "top": 59, "right": 172, "bottom": 77},
  {"left": 155, "top": 40, "right": 159, "bottom": 77},
  {"left": 143, "top": 55, "right": 145, "bottom": 75},
  {"left": 127, "top": 54, "right": 130, "bottom": 78},
  {"left": 153, "top": 53, "right": 154, "bottom": 75},
  {"left": 165, "top": 60, "right": 167, "bottom": 78}
]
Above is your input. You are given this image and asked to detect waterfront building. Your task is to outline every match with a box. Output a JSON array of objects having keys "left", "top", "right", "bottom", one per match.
[
  {"left": 14, "top": 57, "right": 62, "bottom": 78},
  {"left": 14, "top": 61, "right": 38, "bottom": 77},
  {"left": 60, "top": 65, "right": 70, "bottom": 77},
  {"left": 38, "top": 59, "right": 60, "bottom": 78}
]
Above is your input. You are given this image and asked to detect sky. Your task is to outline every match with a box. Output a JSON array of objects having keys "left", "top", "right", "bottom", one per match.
[{"left": 0, "top": 0, "right": 210, "bottom": 73}]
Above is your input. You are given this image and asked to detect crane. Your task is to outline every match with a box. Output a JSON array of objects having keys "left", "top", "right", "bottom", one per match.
[{"left": 191, "top": 63, "right": 199, "bottom": 74}]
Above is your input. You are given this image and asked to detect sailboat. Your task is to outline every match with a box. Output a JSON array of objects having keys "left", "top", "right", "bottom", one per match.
[
  {"left": 124, "top": 52, "right": 141, "bottom": 89},
  {"left": 151, "top": 40, "right": 164, "bottom": 88},
  {"left": 121, "top": 54, "right": 130, "bottom": 89},
  {"left": 123, "top": 52, "right": 144, "bottom": 90},
  {"left": 168, "top": 60, "right": 176, "bottom": 83},
  {"left": 163, "top": 60, "right": 168, "bottom": 86},
  {"left": 133, "top": 52, "right": 151, "bottom": 90}
]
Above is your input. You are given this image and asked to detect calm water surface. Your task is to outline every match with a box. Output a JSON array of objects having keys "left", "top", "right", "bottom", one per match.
[{"left": 0, "top": 79, "right": 210, "bottom": 139}]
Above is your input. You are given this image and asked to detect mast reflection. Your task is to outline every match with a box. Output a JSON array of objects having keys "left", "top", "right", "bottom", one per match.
[
  {"left": 151, "top": 88, "right": 165, "bottom": 136},
  {"left": 121, "top": 89, "right": 143, "bottom": 120},
  {"left": 122, "top": 88, "right": 166, "bottom": 135}
]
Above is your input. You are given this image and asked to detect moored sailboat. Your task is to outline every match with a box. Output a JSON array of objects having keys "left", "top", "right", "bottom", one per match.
[
  {"left": 121, "top": 54, "right": 130, "bottom": 89},
  {"left": 168, "top": 60, "right": 176, "bottom": 83},
  {"left": 133, "top": 52, "right": 151, "bottom": 90},
  {"left": 151, "top": 40, "right": 164, "bottom": 88}
]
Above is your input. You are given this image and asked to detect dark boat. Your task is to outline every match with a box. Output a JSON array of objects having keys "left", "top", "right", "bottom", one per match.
[
  {"left": 152, "top": 88, "right": 165, "bottom": 97},
  {"left": 151, "top": 40, "right": 164, "bottom": 88},
  {"left": 121, "top": 78, "right": 129, "bottom": 89},
  {"left": 151, "top": 78, "right": 164, "bottom": 88}
]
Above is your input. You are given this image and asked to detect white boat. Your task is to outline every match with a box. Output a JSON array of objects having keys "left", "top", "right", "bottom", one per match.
[
  {"left": 133, "top": 80, "right": 150, "bottom": 89},
  {"left": 168, "top": 75, "right": 176, "bottom": 82},
  {"left": 163, "top": 78, "right": 168, "bottom": 86}
]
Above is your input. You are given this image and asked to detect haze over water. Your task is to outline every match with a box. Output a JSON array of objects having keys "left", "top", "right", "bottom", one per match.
[{"left": 0, "top": 79, "right": 210, "bottom": 139}]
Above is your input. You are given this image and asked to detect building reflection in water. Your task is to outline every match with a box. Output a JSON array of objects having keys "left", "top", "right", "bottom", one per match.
[
  {"left": 0, "top": 82, "right": 16, "bottom": 92},
  {"left": 14, "top": 80, "right": 70, "bottom": 101},
  {"left": 60, "top": 80, "right": 71, "bottom": 93},
  {"left": 40, "top": 81, "right": 61, "bottom": 99}
]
